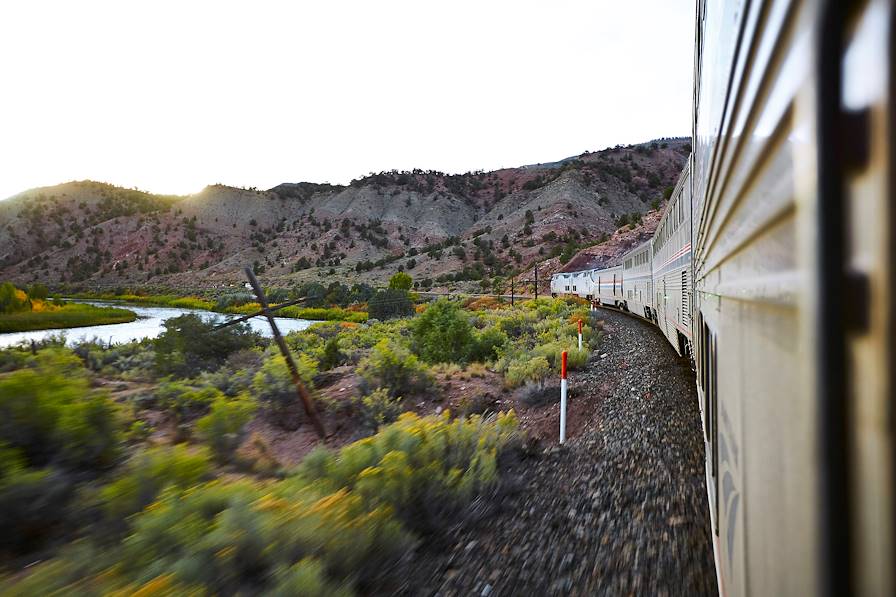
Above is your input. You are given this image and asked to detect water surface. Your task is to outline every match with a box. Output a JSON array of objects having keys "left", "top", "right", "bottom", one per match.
[{"left": 0, "top": 300, "right": 315, "bottom": 348}]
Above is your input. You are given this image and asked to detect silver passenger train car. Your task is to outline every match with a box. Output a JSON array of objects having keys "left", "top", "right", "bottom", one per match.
[
  {"left": 550, "top": 162, "right": 693, "bottom": 357},
  {"left": 551, "top": 0, "right": 894, "bottom": 594}
]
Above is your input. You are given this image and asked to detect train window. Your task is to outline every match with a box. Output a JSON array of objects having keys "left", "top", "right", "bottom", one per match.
[
  {"left": 710, "top": 331, "right": 718, "bottom": 535},
  {"left": 701, "top": 320, "right": 719, "bottom": 481}
]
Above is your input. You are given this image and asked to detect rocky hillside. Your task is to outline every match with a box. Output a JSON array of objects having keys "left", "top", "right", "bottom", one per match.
[{"left": 0, "top": 138, "right": 689, "bottom": 292}]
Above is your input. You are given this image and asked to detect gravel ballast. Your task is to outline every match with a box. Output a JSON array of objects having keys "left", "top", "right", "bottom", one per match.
[{"left": 405, "top": 307, "right": 718, "bottom": 596}]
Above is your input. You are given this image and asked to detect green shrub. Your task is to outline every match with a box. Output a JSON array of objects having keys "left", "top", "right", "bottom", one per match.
[
  {"left": 52, "top": 393, "right": 122, "bottom": 470},
  {"left": 534, "top": 342, "right": 590, "bottom": 371},
  {"left": 26, "top": 283, "right": 49, "bottom": 301},
  {"left": 410, "top": 299, "right": 474, "bottom": 363},
  {"left": 504, "top": 356, "right": 550, "bottom": 388},
  {"left": 357, "top": 340, "right": 431, "bottom": 398},
  {"left": 2, "top": 412, "right": 519, "bottom": 595},
  {"left": 319, "top": 337, "right": 344, "bottom": 371},
  {"left": 356, "top": 388, "right": 402, "bottom": 431},
  {"left": 154, "top": 381, "right": 222, "bottom": 423},
  {"left": 0, "top": 282, "right": 29, "bottom": 314},
  {"left": 367, "top": 289, "right": 414, "bottom": 320},
  {"left": 196, "top": 397, "right": 256, "bottom": 463},
  {"left": 0, "top": 349, "right": 121, "bottom": 470},
  {"left": 297, "top": 411, "right": 519, "bottom": 532},
  {"left": 215, "top": 292, "right": 254, "bottom": 310},
  {"left": 0, "top": 348, "right": 28, "bottom": 373},
  {"left": 253, "top": 353, "right": 317, "bottom": 427},
  {"left": 271, "top": 557, "right": 354, "bottom": 597},
  {"left": 469, "top": 326, "right": 508, "bottom": 362},
  {"left": 154, "top": 314, "right": 260, "bottom": 378},
  {"left": 98, "top": 445, "right": 212, "bottom": 524},
  {"left": 125, "top": 420, "right": 152, "bottom": 443},
  {"left": 388, "top": 271, "right": 413, "bottom": 291},
  {"left": 0, "top": 466, "right": 72, "bottom": 554}
]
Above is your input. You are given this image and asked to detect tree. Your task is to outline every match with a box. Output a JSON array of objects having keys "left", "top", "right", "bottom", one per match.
[
  {"left": 293, "top": 282, "right": 327, "bottom": 307},
  {"left": 559, "top": 243, "right": 577, "bottom": 265},
  {"left": 0, "top": 283, "right": 28, "bottom": 314},
  {"left": 388, "top": 271, "right": 413, "bottom": 291},
  {"left": 154, "top": 314, "right": 259, "bottom": 378},
  {"left": 26, "top": 284, "right": 49, "bottom": 301},
  {"left": 411, "top": 299, "right": 474, "bottom": 364},
  {"left": 368, "top": 289, "right": 414, "bottom": 320}
]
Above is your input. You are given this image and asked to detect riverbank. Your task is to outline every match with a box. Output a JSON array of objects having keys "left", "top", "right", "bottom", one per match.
[
  {"left": 64, "top": 292, "right": 368, "bottom": 323},
  {"left": 0, "top": 302, "right": 137, "bottom": 333}
]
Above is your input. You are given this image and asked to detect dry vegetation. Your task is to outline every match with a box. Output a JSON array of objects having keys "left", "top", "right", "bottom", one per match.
[{"left": 0, "top": 291, "right": 601, "bottom": 594}]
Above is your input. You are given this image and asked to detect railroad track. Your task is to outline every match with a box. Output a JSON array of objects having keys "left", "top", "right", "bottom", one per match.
[{"left": 405, "top": 308, "right": 716, "bottom": 596}]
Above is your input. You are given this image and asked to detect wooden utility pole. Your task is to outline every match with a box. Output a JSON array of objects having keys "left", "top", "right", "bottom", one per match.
[
  {"left": 510, "top": 276, "right": 515, "bottom": 307},
  {"left": 244, "top": 267, "right": 326, "bottom": 439}
]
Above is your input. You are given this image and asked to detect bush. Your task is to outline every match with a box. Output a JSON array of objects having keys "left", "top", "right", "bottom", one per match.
[
  {"left": 367, "top": 289, "right": 414, "bottom": 320},
  {"left": 53, "top": 393, "right": 122, "bottom": 470},
  {"left": 298, "top": 411, "right": 519, "bottom": 533},
  {"left": 319, "top": 337, "right": 344, "bottom": 371},
  {"left": 196, "top": 397, "right": 256, "bottom": 463},
  {"left": 504, "top": 356, "right": 550, "bottom": 388},
  {"left": 214, "top": 292, "right": 254, "bottom": 310},
  {"left": 26, "top": 283, "right": 49, "bottom": 301},
  {"left": 410, "top": 299, "right": 474, "bottom": 364},
  {"left": 0, "top": 282, "right": 29, "bottom": 314},
  {"left": 517, "top": 380, "right": 555, "bottom": 408},
  {"left": 357, "top": 340, "right": 431, "bottom": 398},
  {"left": 154, "top": 314, "right": 260, "bottom": 378},
  {"left": 388, "top": 271, "right": 412, "bottom": 290},
  {"left": 356, "top": 387, "right": 402, "bottom": 431},
  {"left": 2, "top": 412, "right": 519, "bottom": 595},
  {"left": 98, "top": 445, "right": 212, "bottom": 524},
  {"left": 154, "top": 381, "right": 223, "bottom": 423},
  {"left": 469, "top": 326, "right": 508, "bottom": 362},
  {"left": 534, "top": 343, "right": 590, "bottom": 371},
  {"left": 253, "top": 353, "right": 317, "bottom": 427},
  {"left": 0, "top": 349, "right": 121, "bottom": 470},
  {"left": 0, "top": 465, "right": 72, "bottom": 554}
]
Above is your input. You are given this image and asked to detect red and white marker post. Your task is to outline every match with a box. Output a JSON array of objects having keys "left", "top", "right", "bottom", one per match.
[
  {"left": 560, "top": 350, "right": 568, "bottom": 444},
  {"left": 577, "top": 319, "right": 583, "bottom": 350}
]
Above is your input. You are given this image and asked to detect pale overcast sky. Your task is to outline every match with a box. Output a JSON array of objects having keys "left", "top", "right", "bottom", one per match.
[{"left": 0, "top": 0, "right": 694, "bottom": 200}]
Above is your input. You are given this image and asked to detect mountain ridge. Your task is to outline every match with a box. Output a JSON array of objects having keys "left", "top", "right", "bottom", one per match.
[{"left": 0, "top": 137, "right": 689, "bottom": 293}]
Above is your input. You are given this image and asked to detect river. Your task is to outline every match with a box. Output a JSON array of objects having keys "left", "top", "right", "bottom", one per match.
[{"left": 0, "top": 301, "right": 316, "bottom": 348}]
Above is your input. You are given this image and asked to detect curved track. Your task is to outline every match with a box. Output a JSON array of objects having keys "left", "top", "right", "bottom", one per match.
[{"left": 407, "top": 308, "right": 717, "bottom": 596}]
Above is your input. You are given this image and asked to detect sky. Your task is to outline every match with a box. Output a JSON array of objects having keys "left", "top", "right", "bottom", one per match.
[{"left": 0, "top": 0, "right": 694, "bottom": 200}]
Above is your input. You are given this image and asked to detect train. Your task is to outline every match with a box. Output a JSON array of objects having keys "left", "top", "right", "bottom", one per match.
[
  {"left": 552, "top": 1, "right": 894, "bottom": 595},
  {"left": 550, "top": 161, "right": 694, "bottom": 358}
]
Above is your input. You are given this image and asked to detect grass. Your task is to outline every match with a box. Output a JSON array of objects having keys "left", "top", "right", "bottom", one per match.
[
  {"left": 0, "top": 303, "right": 137, "bottom": 333},
  {"left": 222, "top": 302, "right": 368, "bottom": 323},
  {"left": 66, "top": 292, "right": 367, "bottom": 323},
  {"left": 67, "top": 292, "right": 216, "bottom": 311}
]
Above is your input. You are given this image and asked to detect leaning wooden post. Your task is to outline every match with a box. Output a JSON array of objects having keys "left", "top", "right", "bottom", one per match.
[{"left": 245, "top": 267, "right": 326, "bottom": 440}]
